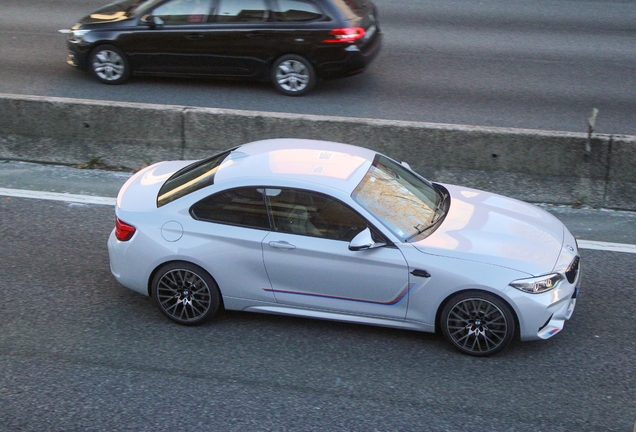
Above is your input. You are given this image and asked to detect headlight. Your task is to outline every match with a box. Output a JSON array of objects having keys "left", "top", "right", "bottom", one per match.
[
  {"left": 509, "top": 273, "right": 562, "bottom": 294},
  {"left": 59, "top": 28, "right": 91, "bottom": 43}
]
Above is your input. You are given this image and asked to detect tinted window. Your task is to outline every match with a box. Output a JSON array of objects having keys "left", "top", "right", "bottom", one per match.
[
  {"left": 274, "top": 0, "right": 323, "bottom": 22},
  {"left": 157, "top": 149, "right": 231, "bottom": 207},
  {"left": 266, "top": 188, "right": 367, "bottom": 241},
  {"left": 334, "top": 0, "right": 369, "bottom": 15},
  {"left": 191, "top": 188, "right": 270, "bottom": 229},
  {"left": 152, "top": 0, "right": 214, "bottom": 24},
  {"left": 215, "top": 0, "right": 268, "bottom": 22}
]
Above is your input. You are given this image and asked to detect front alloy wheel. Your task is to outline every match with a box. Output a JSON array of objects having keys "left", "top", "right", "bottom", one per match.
[
  {"left": 152, "top": 262, "right": 220, "bottom": 326},
  {"left": 271, "top": 54, "right": 316, "bottom": 96},
  {"left": 441, "top": 291, "right": 516, "bottom": 356},
  {"left": 89, "top": 45, "right": 130, "bottom": 84}
]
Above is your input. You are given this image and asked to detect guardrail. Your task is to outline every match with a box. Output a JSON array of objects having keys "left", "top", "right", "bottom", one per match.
[{"left": 1, "top": 93, "right": 634, "bottom": 210}]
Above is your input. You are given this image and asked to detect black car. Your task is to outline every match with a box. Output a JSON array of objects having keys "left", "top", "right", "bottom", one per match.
[{"left": 59, "top": 0, "right": 382, "bottom": 96}]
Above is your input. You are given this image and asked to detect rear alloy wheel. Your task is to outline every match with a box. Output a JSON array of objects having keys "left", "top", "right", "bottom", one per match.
[
  {"left": 441, "top": 291, "right": 516, "bottom": 356},
  {"left": 271, "top": 54, "right": 316, "bottom": 96},
  {"left": 89, "top": 45, "right": 130, "bottom": 84},
  {"left": 152, "top": 262, "right": 220, "bottom": 326}
]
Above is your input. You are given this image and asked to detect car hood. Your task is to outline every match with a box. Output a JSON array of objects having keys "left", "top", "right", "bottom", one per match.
[
  {"left": 412, "top": 184, "right": 565, "bottom": 276},
  {"left": 78, "top": 0, "right": 143, "bottom": 25},
  {"left": 117, "top": 160, "right": 193, "bottom": 212}
]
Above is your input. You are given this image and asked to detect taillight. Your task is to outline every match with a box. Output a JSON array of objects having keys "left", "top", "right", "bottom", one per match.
[
  {"left": 115, "top": 218, "right": 136, "bottom": 241},
  {"left": 323, "top": 27, "right": 365, "bottom": 43}
]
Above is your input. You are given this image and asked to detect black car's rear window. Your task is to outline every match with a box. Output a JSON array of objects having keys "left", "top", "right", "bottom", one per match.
[
  {"left": 157, "top": 149, "right": 232, "bottom": 207},
  {"left": 331, "top": 0, "right": 370, "bottom": 19}
]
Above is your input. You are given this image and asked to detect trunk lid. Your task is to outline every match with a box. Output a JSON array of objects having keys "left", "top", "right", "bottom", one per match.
[{"left": 116, "top": 160, "right": 192, "bottom": 212}]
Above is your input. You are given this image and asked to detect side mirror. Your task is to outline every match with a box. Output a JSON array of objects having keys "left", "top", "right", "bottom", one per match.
[
  {"left": 140, "top": 14, "right": 164, "bottom": 28},
  {"left": 349, "top": 228, "right": 386, "bottom": 251}
]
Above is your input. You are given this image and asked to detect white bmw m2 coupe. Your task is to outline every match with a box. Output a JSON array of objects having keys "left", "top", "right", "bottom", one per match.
[{"left": 108, "top": 139, "right": 580, "bottom": 356}]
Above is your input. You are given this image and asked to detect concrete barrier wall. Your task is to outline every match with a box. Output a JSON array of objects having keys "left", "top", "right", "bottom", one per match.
[{"left": 1, "top": 93, "right": 635, "bottom": 210}]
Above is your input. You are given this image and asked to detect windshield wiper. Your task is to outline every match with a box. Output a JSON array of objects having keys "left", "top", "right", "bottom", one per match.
[{"left": 405, "top": 195, "right": 447, "bottom": 242}]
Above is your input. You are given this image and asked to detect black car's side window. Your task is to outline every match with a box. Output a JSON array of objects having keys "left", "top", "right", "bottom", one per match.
[
  {"left": 191, "top": 188, "right": 271, "bottom": 230},
  {"left": 265, "top": 188, "right": 367, "bottom": 241},
  {"left": 215, "top": 0, "right": 269, "bottom": 23},
  {"left": 152, "top": 0, "right": 214, "bottom": 24},
  {"left": 273, "top": 0, "right": 324, "bottom": 22}
]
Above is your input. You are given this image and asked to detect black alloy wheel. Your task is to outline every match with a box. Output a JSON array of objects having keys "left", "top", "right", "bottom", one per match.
[
  {"left": 440, "top": 291, "right": 516, "bottom": 356},
  {"left": 271, "top": 54, "right": 316, "bottom": 96},
  {"left": 152, "top": 262, "right": 221, "bottom": 326},
  {"left": 89, "top": 44, "right": 130, "bottom": 85}
]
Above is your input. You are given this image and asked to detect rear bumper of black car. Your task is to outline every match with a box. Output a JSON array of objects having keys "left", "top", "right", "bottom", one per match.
[{"left": 317, "top": 30, "right": 382, "bottom": 79}]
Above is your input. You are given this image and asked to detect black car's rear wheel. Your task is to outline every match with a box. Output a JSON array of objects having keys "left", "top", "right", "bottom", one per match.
[
  {"left": 89, "top": 45, "right": 130, "bottom": 84},
  {"left": 440, "top": 291, "right": 516, "bottom": 356},
  {"left": 271, "top": 54, "right": 316, "bottom": 96},
  {"left": 152, "top": 262, "right": 220, "bottom": 326}
]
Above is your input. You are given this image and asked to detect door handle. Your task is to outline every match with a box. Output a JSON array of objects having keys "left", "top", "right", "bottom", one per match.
[
  {"left": 269, "top": 241, "right": 296, "bottom": 250},
  {"left": 246, "top": 31, "right": 266, "bottom": 38},
  {"left": 185, "top": 33, "right": 204, "bottom": 40}
]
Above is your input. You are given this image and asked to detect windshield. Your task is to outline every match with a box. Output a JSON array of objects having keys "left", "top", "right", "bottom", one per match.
[
  {"left": 351, "top": 155, "right": 446, "bottom": 242},
  {"left": 126, "top": 0, "right": 164, "bottom": 16}
]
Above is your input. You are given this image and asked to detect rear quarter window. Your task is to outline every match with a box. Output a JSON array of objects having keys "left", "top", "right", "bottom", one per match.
[
  {"left": 190, "top": 188, "right": 271, "bottom": 230},
  {"left": 274, "top": 0, "right": 324, "bottom": 22}
]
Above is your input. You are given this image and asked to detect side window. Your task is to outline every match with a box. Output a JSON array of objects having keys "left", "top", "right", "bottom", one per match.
[
  {"left": 152, "top": 0, "right": 214, "bottom": 24},
  {"left": 265, "top": 188, "right": 367, "bottom": 241},
  {"left": 215, "top": 0, "right": 268, "bottom": 23},
  {"left": 274, "top": 0, "right": 323, "bottom": 22},
  {"left": 191, "top": 188, "right": 271, "bottom": 230}
]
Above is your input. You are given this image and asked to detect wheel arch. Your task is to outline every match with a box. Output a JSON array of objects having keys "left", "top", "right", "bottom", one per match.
[
  {"left": 88, "top": 43, "right": 132, "bottom": 84},
  {"left": 147, "top": 259, "right": 225, "bottom": 309},
  {"left": 434, "top": 288, "right": 521, "bottom": 340}
]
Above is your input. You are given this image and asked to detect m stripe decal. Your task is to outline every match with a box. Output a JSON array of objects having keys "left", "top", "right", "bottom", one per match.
[{"left": 263, "top": 283, "right": 414, "bottom": 305}]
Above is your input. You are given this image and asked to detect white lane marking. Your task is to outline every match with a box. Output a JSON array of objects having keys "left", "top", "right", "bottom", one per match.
[
  {"left": 2, "top": 187, "right": 636, "bottom": 254},
  {"left": 577, "top": 240, "right": 636, "bottom": 254},
  {"left": 0, "top": 187, "right": 116, "bottom": 206}
]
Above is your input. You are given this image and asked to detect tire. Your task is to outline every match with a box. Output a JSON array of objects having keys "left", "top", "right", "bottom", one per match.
[
  {"left": 271, "top": 54, "right": 316, "bottom": 96},
  {"left": 151, "top": 262, "right": 220, "bottom": 326},
  {"left": 440, "top": 291, "right": 516, "bottom": 357},
  {"left": 89, "top": 44, "right": 130, "bottom": 85}
]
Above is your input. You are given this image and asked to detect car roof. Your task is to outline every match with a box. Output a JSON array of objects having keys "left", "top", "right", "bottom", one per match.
[{"left": 213, "top": 138, "right": 378, "bottom": 193}]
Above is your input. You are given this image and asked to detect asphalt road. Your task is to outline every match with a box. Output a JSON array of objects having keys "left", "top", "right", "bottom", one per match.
[
  {"left": 1, "top": 0, "right": 635, "bottom": 135},
  {"left": 0, "top": 163, "right": 635, "bottom": 431}
]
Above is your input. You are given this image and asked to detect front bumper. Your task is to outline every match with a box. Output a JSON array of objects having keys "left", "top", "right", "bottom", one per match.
[
  {"left": 536, "top": 283, "right": 578, "bottom": 339},
  {"left": 511, "top": 263, "right": 581, "bottom": 342},
  {"left": 64, "top": 39, "right": 90, "bottom": 70}
]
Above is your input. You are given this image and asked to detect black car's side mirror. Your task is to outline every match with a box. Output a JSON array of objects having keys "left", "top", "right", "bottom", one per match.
[
  {"left": 349, "top": 228, "right": 386, "bottom": 251},
  {"left": 140, "top": 14, "right": 164, "bottom": 28}
]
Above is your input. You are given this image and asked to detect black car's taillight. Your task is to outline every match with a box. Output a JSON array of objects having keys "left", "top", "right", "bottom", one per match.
[
  {"left": 115, "top": 218, "right": 136, "bottom": 241},
  {"left": 323, "top": 27, "right": 365, "bottom": 43}
]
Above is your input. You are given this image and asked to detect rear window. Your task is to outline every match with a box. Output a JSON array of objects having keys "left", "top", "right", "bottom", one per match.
[
  {"left": 157, "top": 149, "right": 232, "bottom": 207},
  {"left": 330, "top": 0, "right": 369, "bottom": 19}
]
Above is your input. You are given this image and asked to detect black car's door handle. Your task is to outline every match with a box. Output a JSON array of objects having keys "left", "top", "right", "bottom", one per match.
[
  {"left": 246, "top": 31, "right": 266, "bottom": 38},
  {"left": 185, "top": 33, "right": 204, "bottom": 40}
]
